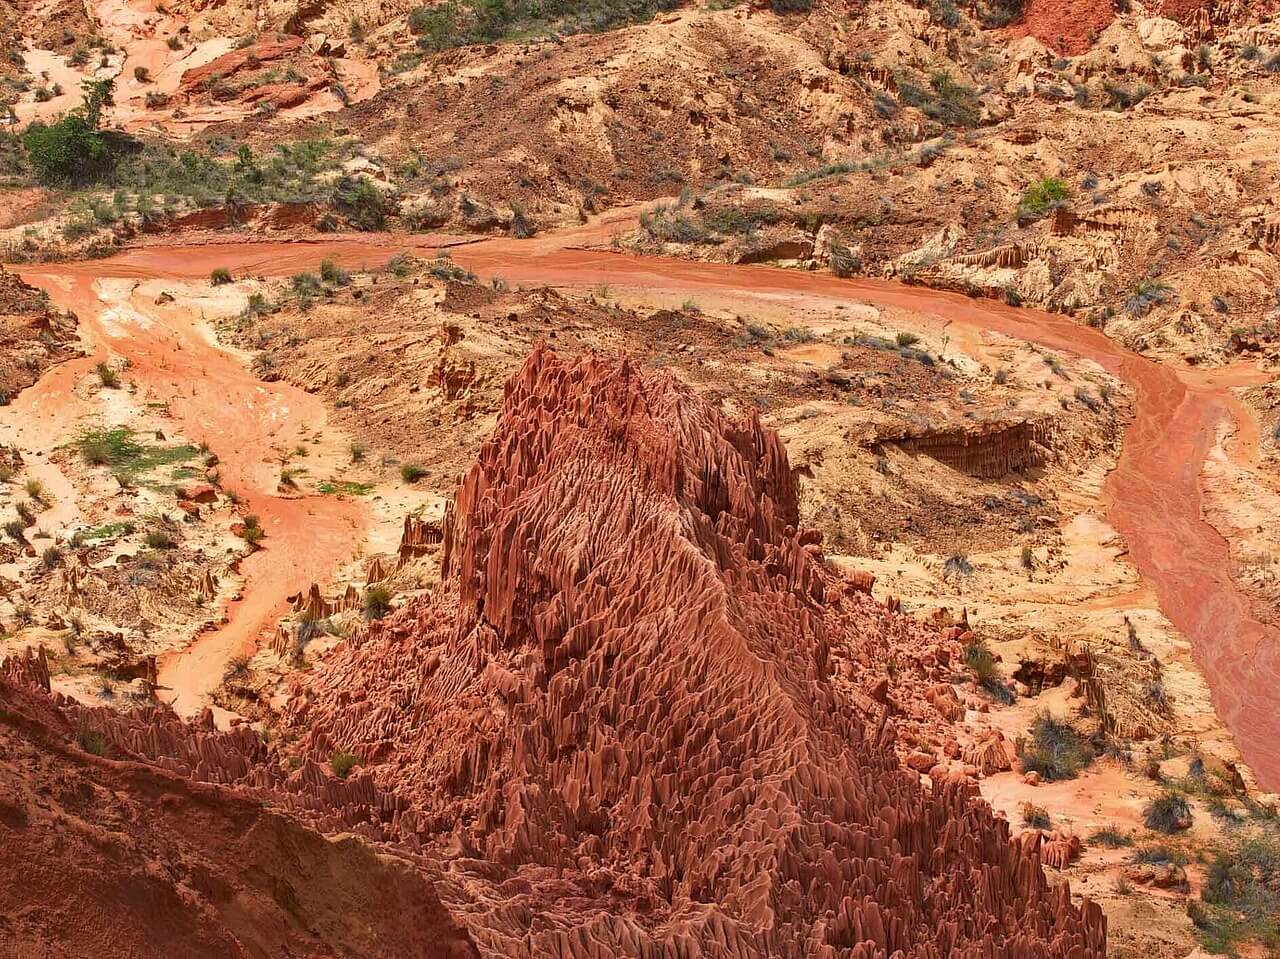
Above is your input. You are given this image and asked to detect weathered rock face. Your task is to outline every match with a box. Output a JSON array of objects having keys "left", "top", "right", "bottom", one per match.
[
  {"left": 0, "top": 649, "right": 478, "bottom": 959},
  {"left": 0, "top": 266, "right": 77, "bottom": 404},
  {"left": 285, "top": 345, "right": 1107, "bottom": 957}
]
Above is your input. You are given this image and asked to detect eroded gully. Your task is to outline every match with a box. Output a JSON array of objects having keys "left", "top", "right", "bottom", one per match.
[{"left": 12, "top": 227, "right": 1279, "bottom": 790}]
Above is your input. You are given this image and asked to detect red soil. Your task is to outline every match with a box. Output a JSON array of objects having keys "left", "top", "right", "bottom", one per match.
[
  {"left": 0, "top": 650, "right": 478, "bottom": 959},
  {"left": 283, "top": 346, "right": 1106, "bottom": 956},
  {"left": 1013, "top": 0, "right": 1117, "bottom": 54}
]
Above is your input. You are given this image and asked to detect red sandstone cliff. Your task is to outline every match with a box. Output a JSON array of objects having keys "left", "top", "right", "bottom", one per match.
[{"left": 282, "top": 345, "right": 1108, "bottom": 957}]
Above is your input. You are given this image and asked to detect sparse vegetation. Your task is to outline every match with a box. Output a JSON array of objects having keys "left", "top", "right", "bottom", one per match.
[
  {"left": 96, "top": 361, "right": 120, "bottom": 388},
  {"left": 1089, "top": 825, "right": 1134, "bottom": 848},
  {"left": 409, "top": 0, "right": 683, "bottom": 52},
  {"left": 943, "top": 552, "right": 973, "bottom": 580},
  {"left": 210, "top": 267, "right": 232, "bottom": 285},
  {"left": 319, "top": 259, "right": 351, "bottom": 286},
  {"left": 1020, "top": 802, "right": 1051, "bottom": 829},
  {"left": 1125, "top": 280, "right": 1174, "bottom": 317},
  {"left": 1016, "top": 177, "right": 1069, "bottom": 224},
  {"left": 144, "top": 528, "right": 175, "bottom": 549},
  {"left": 330, "top": 749, "right": 360, "bottom": 778},
  {"left": 75, "top": 427, "right": 197, "bottom": 476},
  {"left": 363, "top": 584, "right": 392, "bottom": 620},
  {"left": 1017, "top": 713, "right": 1095, "bottom": 781},
  {"left": 400, "top": 463, "right": 427, "bottom": 484},
  {"left": 1145, "top": 791, "right": 1193, "bottom": 833}
]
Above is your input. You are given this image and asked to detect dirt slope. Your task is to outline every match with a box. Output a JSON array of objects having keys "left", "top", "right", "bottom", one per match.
[{"left": 0, "top": 652, "right": 478, "bottom": 959}]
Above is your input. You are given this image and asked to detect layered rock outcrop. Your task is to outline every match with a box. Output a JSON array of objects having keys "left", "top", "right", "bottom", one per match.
[
  {"left": 283, "top": 345, "right": 1107, "bottom": 957},
  {"left": 0, "top": 647, "right": 478, "bottom": 959}
]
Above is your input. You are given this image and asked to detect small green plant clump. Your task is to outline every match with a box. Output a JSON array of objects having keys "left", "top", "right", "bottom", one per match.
[
  {"left": 1144, "top": 790, "right": 1193, "bottom": 833},
  {"left": 363, "top": 584, "right": 392, "bottom": 620},
  {"left": 210, "top": 267, "right": 233, "bottom": 285},
  {"left": 1017, "top": 713, "right": 1096, "bottom": 781},
  {"left": 330, "top": 749, "right": 360, "bottom": 778},
  {"left": 400, "top": 463, "right": 428, "bottom": 484},
  {"left": 238, "top": 513, "right": 265, "bottom": 547},
  {"left": 1089, "top": 825, "right": 1134, "bottom": 848},
  {"left": 1016, "top": 177, "right": 1070, "bottom": 224},
  {"left": 1020, "top": 802, "right": 1051, "bottom": 829}
]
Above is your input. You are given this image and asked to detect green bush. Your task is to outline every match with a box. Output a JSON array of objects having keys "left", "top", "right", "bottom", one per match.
[
  {"left": 23, "top": 112, "right": 109, "bottom": 184},
  {"left": 363, "top": 585, "right": 392, "bottom": 620},
  {"left": 144, "top": 528, "right": 175, "bottom": 549},
  {"left": 1089, "top": 825, "right": 1134, "bottom": 848},
  {"left": 210, "top": 267, "right": 232, "bottom": 285},
  {"left": 1145, "top": 791, "right": 1193, "bottom": 833},
  {"left": 330, "top": 750, "right": 360, "bottom": 778},
  {"left": 319, "top": 258, "right": 351, "bottom": 286},
  {"left": 1018, "top": 713, "right": 1095, "bottom": 781},
  {"left": 400, "top": 463, "right": 427, "bottom": 484},
  {"left": 898, "top": 71, "right": 981, "bottom": 127},
  {"left": 96, "top": 361, "right": 120, "bottom": 388},
  {"left": 1016, "top": 177, "right": 1069, "bottom": 223},
  {"left": 333, "top": 176, "right": 386, "bottom": 230}
]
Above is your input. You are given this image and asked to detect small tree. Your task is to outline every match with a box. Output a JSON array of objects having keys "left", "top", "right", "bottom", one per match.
[{"left": 21, "top": 78, "right": 116, "bottom": 184}]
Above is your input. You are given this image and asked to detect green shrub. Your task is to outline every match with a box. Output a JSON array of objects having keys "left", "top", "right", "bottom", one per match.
[
  {"left": 331, "top": 750, "right": 360, "bottom": 778},
  {"left": 1089, "top": 825, "right": 1134, "bottom": 848},
  {"left": 400, "top": 463, "right": 427, "bottom": 483},
  {"left": 639, "top": 207, "right": 708, "bottom": 243},
  {"left": 510, "top": 202, "right": 537, "bottom": 238},
  {"left": 1021, "top": 802, "right": 1050, "bottom": 829},
  {"left": 1018, "top": 713, "right": 1095, "bottom": 781},
  {"left": 23, "top": 112, "right": 109, "bottom": 184},
  {"left": 363, "top": 585, "right": 392, "bottom": 620},
  {"left": 144, "top": 528, "right": 175, "bottom": 549},
  {"left": 1125, "top": 280, "right": 1174, "bottom": 317},
  {"left": 77, "top": 729, "right": 109, "bottom": 756},
  {"left": 96, "top": 361, "right": 120, "bottom": 388},
  {"left": 899, "top": 71, "right": 981, "bottom": 127},
  {"left": 210, "top": 267, "right": 232, "bottom": 285},
  {"left": 1016, "top": 177, "right": 1069, "bottom": 223},
  {"left": 319, "top": 258, "right": 351, "bottom": 286},
  {"left": 333, "top": 176, "right": 386, "bottom": 230},
  {"left": 1145, "top": 791, "right": 1193, "bottom": 833}
]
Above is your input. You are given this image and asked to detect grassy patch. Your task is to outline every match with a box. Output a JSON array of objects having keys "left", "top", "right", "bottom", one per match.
[
  {"left": 316, "top": 480, "right": 373, "bottom": 496},
  {"left": 1145, "top": 790, "right": 1193, "bottom": 833},
  {"left": 363, "top": 584, "right": 392, "bottom": 620},
  {"left": 1193, "top": 831, "right": 1280, "bottom": 955},
  {"left": 74, "top": 427, "right": 198, "bottom": 477},
  {"left": 1089, "top": 825, "right": 1134, "bottom": 848}
]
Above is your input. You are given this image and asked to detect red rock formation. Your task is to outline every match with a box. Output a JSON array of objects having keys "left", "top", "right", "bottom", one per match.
[
  {"left": 284, "top": 346, "right": 1107, "bottom": 957},
  {"left": 0, "top": 648, "right": 478, "bottom": 959}
]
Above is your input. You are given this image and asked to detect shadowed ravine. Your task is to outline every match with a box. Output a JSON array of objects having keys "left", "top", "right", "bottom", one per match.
[{"left": 12, "top": 222, "right": 1278, "bottom": 788}]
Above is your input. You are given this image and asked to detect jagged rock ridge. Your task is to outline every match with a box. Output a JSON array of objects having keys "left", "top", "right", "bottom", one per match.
[{"left": 284, "top": 344, "right": 1107, "bottom": 957}]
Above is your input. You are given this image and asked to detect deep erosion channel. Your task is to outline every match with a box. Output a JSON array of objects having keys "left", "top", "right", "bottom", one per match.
[{"left": 12, "top": 229, "right": 1278, "bottom": 789}]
